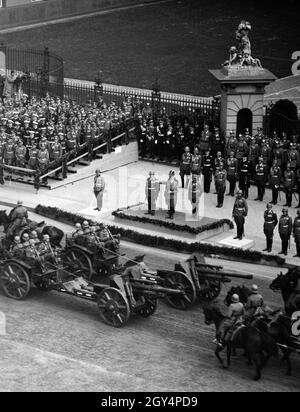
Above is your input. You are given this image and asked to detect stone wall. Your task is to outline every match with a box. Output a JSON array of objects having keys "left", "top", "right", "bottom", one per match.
[{"left": 0, "top": 0, "right": 161, "bottom": 29}]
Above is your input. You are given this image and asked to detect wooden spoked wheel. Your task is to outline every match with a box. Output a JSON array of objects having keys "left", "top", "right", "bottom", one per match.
[
  {"left": 97, "top": 287, "right": 130, "bottom": 328},
  {"left": 164, "top": 271, "right": 196, "bottom": 310},
  {"left": 199, "top": 279, "right": 222, "bottom": 301},
  {"left": 0, "top": 262, "right": 31, "bottom": 300},
  {"left": 136, "top": 297, "right": 158, "bottom": 318},
  {"left": 64, "top": 247, "right": 93, "bottom": 280}
]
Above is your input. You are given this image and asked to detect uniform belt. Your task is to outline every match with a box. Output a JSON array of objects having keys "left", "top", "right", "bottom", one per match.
[
  {"left": 256, "top": 173, "right": 264, "bottom": 176},
  {"left": 282, "top": 225, "right": 288, "bottom": 227},
  {"left": 265, "top": 221, "right": 275, "bottom": 224}
]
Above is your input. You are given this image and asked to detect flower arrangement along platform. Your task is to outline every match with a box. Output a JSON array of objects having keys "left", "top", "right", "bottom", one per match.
[{"left": 112, "top": 205, "right": 234, "bottom": 242}]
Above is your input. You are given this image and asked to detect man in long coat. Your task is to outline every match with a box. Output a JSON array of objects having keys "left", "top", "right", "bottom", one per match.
[
  {"left": 145, "top": 171, "right": 160, "bottom": 216},
  {"left": 93, "top": 169, "right": 105, "bottom": 211},
  {"left": 165, "top": 170, "right": 179, "bottom": 220}
]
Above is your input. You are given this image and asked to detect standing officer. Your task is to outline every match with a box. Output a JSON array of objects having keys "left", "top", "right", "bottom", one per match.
[
  {"left": 296, "top": 168, "right": 300, "bottom": 209},
  {"left": 191, "top": 146, "right": 202, "bottom": 176},
  {"left": 263, "top": 203, "right": 278, "bottom": 253},
  {"left": 165, "top": 170, "right": 179, "bottom": 219},
  {"left": 278, "top": 208, "right": 292, "bottom": 255},
  {"left": 199, "top": 124, "right": 211, "bottom": 155},
  {"left": 188, "top": 174, "right": 202, "bottom": 215},
  {"left": 226, "top": 131, "right": 238, "bottom": 157},
  {"left": 14, "top": 139, "right": 27, "bottom": 168},
  {"left": 232, "top": 190, "right": 248, "bottom": 240},
  {"left": 269, "top": 159, "right": 282, "bottom": 205},
  {"left": 254, "top": 157, "right": 267, "bottom": 201},
  {"left": 211, "top": 127, "right": 224, "bottom": 158},
  {"left": 145, "top": 171, "right": 160, "bottom": 216},
  {"left": 93, "top": 169, "right": 105, "bottom": 212},
  {"left": 283, "top": 163, "right": 295, "bottom": 207},
  {"left": 226, "top": 151, "right": 238, "bottom": 197},
  {"left": 179, "top": 146, "right": 192, "bottom": 188},
  {"left": 293, "top": 210, "right": 300, "bottom": 258},
  {"left": 202, "top": 149, "right": 213, "bottom": 193},
  {"left": 215, "top": 161, "right": 227, "bottom": 208},
  {"left": 239, "top": 155, "right": 250, "bottom": 199}
]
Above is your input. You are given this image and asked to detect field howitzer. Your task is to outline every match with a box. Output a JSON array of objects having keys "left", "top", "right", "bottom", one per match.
[{"left": 174, "top": 253, "right": 253, "bottom": 301}]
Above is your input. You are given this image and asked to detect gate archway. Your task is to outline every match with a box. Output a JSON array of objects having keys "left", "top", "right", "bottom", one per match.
[
  {"left": 236, "top": 108, "right": 253, "bottom": 136},
  {"left": 268, "top": 99, "right": 299, "bottom": 136}
]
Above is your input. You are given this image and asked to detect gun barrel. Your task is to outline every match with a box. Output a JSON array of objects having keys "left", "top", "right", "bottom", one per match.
[
  {"left": 199, "top": 269, "right": 253, "bottom": 280},
  {"left": 132, "top": 283, "right": 183, "bottom": 296}
]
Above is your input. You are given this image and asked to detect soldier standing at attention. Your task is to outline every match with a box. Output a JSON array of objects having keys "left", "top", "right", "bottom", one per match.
[
  {"left": 165, "top": 170, "right": 179, "bottom": 220},
  {"left": 278, "top": 208, "right": 292, "bottom": 256},
  {"left": 202, "top": 149, "right": 213, "bottom": 193},
  {"left": 232, "top": 190, "right": 248, "bottom": 240},
  {"left": 191, "top": 146, "right": 202, "bottom": 177},
  {"left": 283, "top": 163, "right": 295, "bottom": 207},
  {"left": 239, "top": 155, "right": 250, "bottom": 199},
  {"left": 93, "top": 169, "right": 105, "bottom": 212},
  {"left": 269, "top": 159, "right": 282, "bottom": 205},
  {"left": 188, "top": 174, "right": 202, "bottom": 215},
  {"left": 199, "top": 124, "right": 211, "bottom": 155},
  {"left": 226, "top": 151, "right": 238, "bottom": 196},
  {"left": 179, "top": 146, "right": 192, "bottom": 188},
  {"left": 145, "top": 171, "right": 160, "bottom": 216},
  {"left": 293, "top": 210, "right": 300, "bottom": 258},
  {"left": 215, "top": 161, "right": 227, "bottom": 208},
  {"left": 263, "top": 203, "right": 278, "bottom": 253},
  {"left": 254, "top": 157, "right": 267, "bottom": 201}
]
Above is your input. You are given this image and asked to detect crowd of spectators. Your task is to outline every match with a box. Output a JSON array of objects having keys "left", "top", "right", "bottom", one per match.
[{"left": 0, "top": 92, "right": 134, "bottom": 183}]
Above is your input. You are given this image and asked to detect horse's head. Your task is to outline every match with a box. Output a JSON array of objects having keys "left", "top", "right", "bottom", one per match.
[
  {"left": 203, "top": 303, "right": 224, "bottom": 326},
  {"left": 270, "top": 273, "right": 284, "bottom": 292}
]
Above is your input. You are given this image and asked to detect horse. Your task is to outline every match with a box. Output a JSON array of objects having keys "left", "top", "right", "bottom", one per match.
[
  {"left": 270, "top": 269, "right": 300, "bottom": 315},
  {"left": 203, "top": 303, "right": 278, "bottom": 381},
  {"left": 0, "top": 209, "right": 64, "bottom": 247},
  {"left": 224, "top": 285, "right": 252, "bottom": 306},
  {"left": 251, "top": 314, "right": 294, "bottom": 376}
]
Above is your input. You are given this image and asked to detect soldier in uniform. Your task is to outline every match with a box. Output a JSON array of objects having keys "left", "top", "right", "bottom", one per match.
[
  {"left": 296, "top": 168, "right": 300, "bottom": 209},
  {"left": 191, "top": 146, "right": 202, "bottom": 176},
  {"left": 214, "top": 151, "right": 225, "bottom": 171},
  {"left": 236, "top": 134, "right": 248, "bottom": 167},
  {"left": 215, "top": 294, "right": 245, "bottom": 348},
  {"left": 245, "top": 285, "right": 266, "bottom": 320},
  {"left": 211, "top": 127, "right": 224, "bottom": 158},
  {"left": 226, "top": 131, "right": 238, "bottom": 157},
  {"left": 3, "top": 137, "right": 15, "bottom": 166},
  {"left": 165, "top": 170, "right": 179, "bottom": 219},
  {"left": 199, "top": 124, "right": 211, "bottom": 155},
  {"left": 269, "top": 159, "right": 282, "bottom": 205},
  {"left": 202, "top": 149, "right": 213, "bottom": 193},
  {"left": 278, "top": 208, "right": 292, "bottom": 255},
  {"left": 14, "top": 139, "right": 27, "bottom": 168},
  {"left": 37, "top": 143, "right": 50, "bottom": 183},
  {"left": 50, "top": 136, "right": 62, "bottom": 162},
  {"left": 226, "top": 151, "right": 238, "bottom": 196},
  {"left": 248, "top": 137, "right": 259, "bottom": 179},
  {"left": 283, "top": 163, "right": 295, "bottom": 207},
  {"left": 254, "top": 157, "right": 267, "bottom": 201},
  {"left": 145, "top": 171, "right": 160, "bottom": 216},
  {"left": 260, "top": 140, "right": 272, "bottom": 170},
  {"left": 287, "top": 142, "right": 299, "bottom": 172},
  {"left": 215, "top": 161, "right": 227, "bottom": 208},
  {"left": 10, "top": 235, "right": 24, "bottom": 258},
  {"left": 254, "top": 127, "right": 264, "bottom": 146},
  {"left": 263, "top": 203, "right": 278, "bottom": 253},
  {"left": 232, "top": 190, "right": 248, "bottom": 240},
  {"left": 71, "top": 223, "right": 84, "bottom": 239},
  {"left": 94, "top": 169, "right": 105, "bottom": 211},
  {"left": 188, "top": 174, "right": 202, "bottom": 215},
  {"left": 179, "top": 146, "right": 192, "bottom": 188},
  {"left": 28, "top": 142, "right": 38, "bottom": 169},
  {"left": 293, "top": 210, "right": 300, "bottom": 258}
]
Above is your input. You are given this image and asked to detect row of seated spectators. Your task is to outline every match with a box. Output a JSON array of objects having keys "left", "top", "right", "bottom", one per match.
[{"left": 0, "top": 93, "right": 134, "bottom": 178}]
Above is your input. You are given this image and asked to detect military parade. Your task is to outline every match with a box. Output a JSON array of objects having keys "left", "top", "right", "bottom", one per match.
[{"left": 0, "top": 0, "right": 299, "bottom": 395}]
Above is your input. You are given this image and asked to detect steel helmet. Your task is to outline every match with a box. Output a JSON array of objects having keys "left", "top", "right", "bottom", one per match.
[
  {"left": 14, "top": 236, "right": 20, "bottom": 243},
  {"left": 82, "top": 221, "right": 89, "bottom": 228},
  {"left": 29, "top": 239, "right": 36, "bottom": 246},
  {"left": 22, "top": 233, "right": 29, "bottom": 241},
  {"left": 30, "top": 231, "right": 38, "bottom": 239},
  {"left": 43, "top": 234, "right": 50, "bottom": 241},
  {"left": 231, "top": 294, "right": 240, "bottom": 303},
  {"left": 75, "top": 223, "right": 82, "bottom": 229},
  {"left": 251, "top": 284, "right": 258, "bottom": 293}
]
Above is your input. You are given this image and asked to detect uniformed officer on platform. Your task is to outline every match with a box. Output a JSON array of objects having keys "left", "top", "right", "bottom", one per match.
[
  {"left": 179, "top": 146, "right": 192, "bottom": 188},
  {"left": 215, "top": 161, "right": 227, "bottom": 208},
  {"left": 145, "top": 171, "right": 160, "bottom": 216},
  {"left": 165, "top": 170, "right": 179, "bottom": 220},
  {"left": 188, "top": 174, "right": 202, "bottom": 215},
  {"left": 293, "top": 210, "right": 300, "bottom": 258},
  {"left": 232, "top": 190, "right": 248, "bottom": 240},
  {"left": 278, "top": 208, "right": 292, "bottom": 255},
  {"left": 263, "top": 203, "right": 278, "bottom": 253}
]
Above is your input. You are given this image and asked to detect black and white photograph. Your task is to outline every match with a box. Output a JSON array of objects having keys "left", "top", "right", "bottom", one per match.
[{"left": 0, "top": 0, "right": 299, "bottom": 395}]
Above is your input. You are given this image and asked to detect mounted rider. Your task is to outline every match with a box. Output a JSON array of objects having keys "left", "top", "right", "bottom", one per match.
[
  {"left": 7, "top": 201, "right": 29, "bottom": 238},
  {"left": 245, "top": 285, "right": 266, "bottom": 320},
  {"left": 216, "top": 294, "right": 245, "bottom": 347}
]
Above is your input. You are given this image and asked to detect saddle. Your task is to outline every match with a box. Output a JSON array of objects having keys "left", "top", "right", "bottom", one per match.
[{"left": 226, "top": 322, "right": 245, "bottom": 343}]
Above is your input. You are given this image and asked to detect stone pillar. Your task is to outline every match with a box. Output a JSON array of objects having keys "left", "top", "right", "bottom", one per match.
[{"left": 210, "top": 67, "right": 277, "bottom": 139}]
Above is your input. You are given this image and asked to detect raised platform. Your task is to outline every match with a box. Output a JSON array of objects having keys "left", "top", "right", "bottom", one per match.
[
  {"left": 112, "top": 204, "right": 233, "bottom": 242},
  {"left": 218, "top": 235, "right": 255, "bottom": 250}
]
